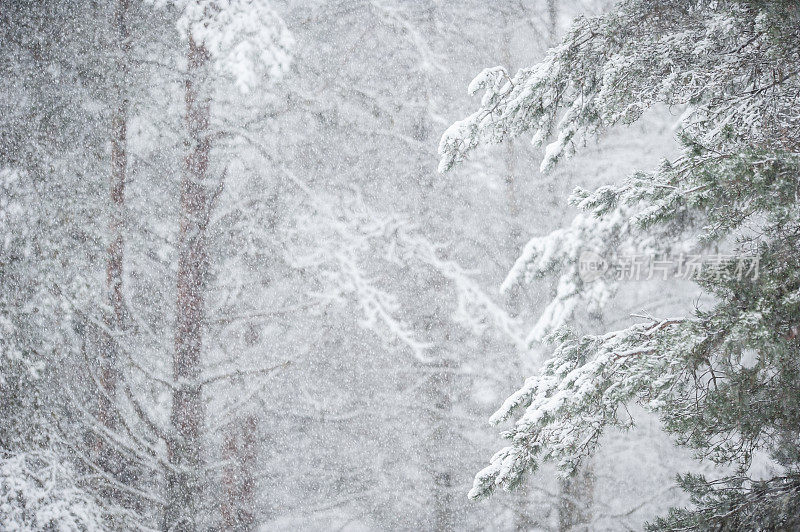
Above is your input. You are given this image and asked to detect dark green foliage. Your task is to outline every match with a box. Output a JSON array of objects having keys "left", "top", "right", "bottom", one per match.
[{"left": 441, "top": 0, "right": 800, "bottom": 528}]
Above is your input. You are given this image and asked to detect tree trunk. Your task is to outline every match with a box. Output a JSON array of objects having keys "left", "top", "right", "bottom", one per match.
[
  {"left": 430, "top": 358, "right": 456, "bottom": 532},
  {"left": 500, "top": 12, "right": 524, "bottom": 318},
  {"left": 96, "top": 0, "right": 129, "bottom": 495},
  {"left": 221, "top": 328, "right": 260, "bottom": 529},
  {"left": 500, "top": 13, "right": 537, "bottom": 531},
  {"left": 558, "top": 465, "right": 595, "bottom": 532},
  {"left": 540, "top": 3, "right": 598, "bottom": 528},
  {"left": 547, "top": 0, "right": 558, "bottom": 44},
  {"left": 221, "top": 415, "right": 258, "bottom": 531},
  {"left": 164, "top": 34, "right": 210, "bottom": 531},
  {"left": 433, "top": 469, "right": 454, "bottom": 532},
  {"left": 411, "top": 65, "right": 459, "bottom": 528}
]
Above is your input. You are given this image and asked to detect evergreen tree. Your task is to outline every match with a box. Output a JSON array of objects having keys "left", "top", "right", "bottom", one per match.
[{"left": 439, "top": 0, "right": 800, "bottom": 529}]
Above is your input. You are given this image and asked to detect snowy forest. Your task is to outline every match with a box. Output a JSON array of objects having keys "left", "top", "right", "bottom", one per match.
[{"left": 1, "top": 0, "right": 799, "bottom": 530}]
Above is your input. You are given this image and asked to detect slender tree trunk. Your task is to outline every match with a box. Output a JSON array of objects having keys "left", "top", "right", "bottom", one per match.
[
  {"left": 96, "top": 0, "right": 129, "bottom": 493},
  {"left": 222, "top": 415, "right": 258, "bottom": 530},
  {"left": 558, "top": 465, "right": 595, "bottom": 532},
  {"left": 500, "top": 13, "right": 538, "bottom": 531},
  {"left": 501, "top": 13, "right": 524, "bottom": 318},
  {"left": 544, "top": 0, "right": 561, "bottom": 211},
  {"left": 412, "top": 79, "right": 459, "bottom": 530},
  {"left": 164, "top": 34, "right": 210, "bottom": 531},
  {"left": 221, "top": 327, "right": 260, "bottom": 529},
  {"left": 432, "top": 469, "right": 454, "bottom": 532},
  {"left": 429, "top": 358, "right": 456, "bottom": 532},
  {"left": 504, "top": 143, "right": 521, "bottom": 256},
  {"left": 547, "top": 0, "right": 558, "bottom": 44},
  {"left": 221, "top": 431, "right": 238, "bottom": 528},
  {"left": 536, "top": 3, "right": 597, "bottom": 530}
]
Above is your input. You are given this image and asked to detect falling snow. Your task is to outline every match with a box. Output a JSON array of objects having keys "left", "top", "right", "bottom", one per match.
[{"left": 2, "top": 1, "right": 798, "bottom": 531}]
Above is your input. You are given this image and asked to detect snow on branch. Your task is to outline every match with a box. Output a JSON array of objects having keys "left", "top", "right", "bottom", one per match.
[
  {"left": 0, "top": 451, "right": 106, "bottom": 530},
  {"left": 469, "top": 317, "right": 693, "bottom": 500},
  {"left": 285, "top": 194, "right": 525, "bottom": 362},
  {"left": 153, "top": 0, "right": 294, "bottom": 92},
  {"left": 438, "top": 2, "right": 800, "bottom": 174}
]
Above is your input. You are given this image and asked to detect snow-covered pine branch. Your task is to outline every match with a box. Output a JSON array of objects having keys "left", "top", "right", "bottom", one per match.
[
  {"left": 441, "top": 0, "right": 800, "bottom": 527},
  {"left": 468, "top": 316, "right": 692, "bottom": 499}
]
